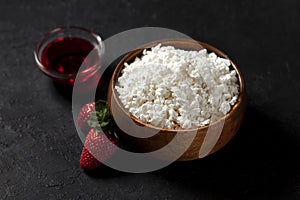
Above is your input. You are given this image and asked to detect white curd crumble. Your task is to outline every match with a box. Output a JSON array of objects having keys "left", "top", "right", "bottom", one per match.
[{"left": 115, "top": 44, "right": 239, "bottom": 129}]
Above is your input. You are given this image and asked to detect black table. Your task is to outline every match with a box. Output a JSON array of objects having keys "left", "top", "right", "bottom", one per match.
[{"left": 0, "top": 0, "right": 299, "bottom": 199}]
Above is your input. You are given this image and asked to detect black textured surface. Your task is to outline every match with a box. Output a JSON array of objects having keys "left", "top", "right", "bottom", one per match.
[{"left": 0, "top": 0, "right": 299, "bottom": 199}]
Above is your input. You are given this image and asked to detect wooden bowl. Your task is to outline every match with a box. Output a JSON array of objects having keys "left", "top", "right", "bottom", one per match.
[{"left": 107, "top": 39, "right": 246, "bottom": 161}]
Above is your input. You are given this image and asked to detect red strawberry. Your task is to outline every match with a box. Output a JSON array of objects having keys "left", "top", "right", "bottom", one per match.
[
  {"left": 77, "top": 102, "right": 95, "bottom": 133},
  {"left": 80, "top": 129, "right": 119, "bottom": 171}
]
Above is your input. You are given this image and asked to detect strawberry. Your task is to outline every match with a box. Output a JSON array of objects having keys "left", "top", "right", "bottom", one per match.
[
  {"left": 79, "top": 100, "right": 119, "bottom": 171},
  {"left": 80, "top": 129, "right": 119, "bottom": 171},
  {"left": 77, "top": 102, "right": 95, "bottom": 133}
]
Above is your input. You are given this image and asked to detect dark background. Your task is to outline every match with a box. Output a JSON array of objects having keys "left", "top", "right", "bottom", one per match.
[{"left": 0, "top": 0, "right": 299, "bottom": 199}]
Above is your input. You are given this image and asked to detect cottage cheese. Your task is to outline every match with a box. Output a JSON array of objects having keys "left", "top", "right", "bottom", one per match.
[{"left": 115, "top": 44, "right": 239, "bottom": 129}]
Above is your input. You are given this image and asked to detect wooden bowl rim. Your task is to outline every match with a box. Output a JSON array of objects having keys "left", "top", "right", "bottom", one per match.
[{"left": 109, "top": 38, "right": 245, "bottom": 133}]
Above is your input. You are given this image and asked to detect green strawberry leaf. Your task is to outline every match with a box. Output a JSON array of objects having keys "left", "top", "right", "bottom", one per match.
[{"left": 87, "top": 100, "right": 111, "bottom": 131}]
